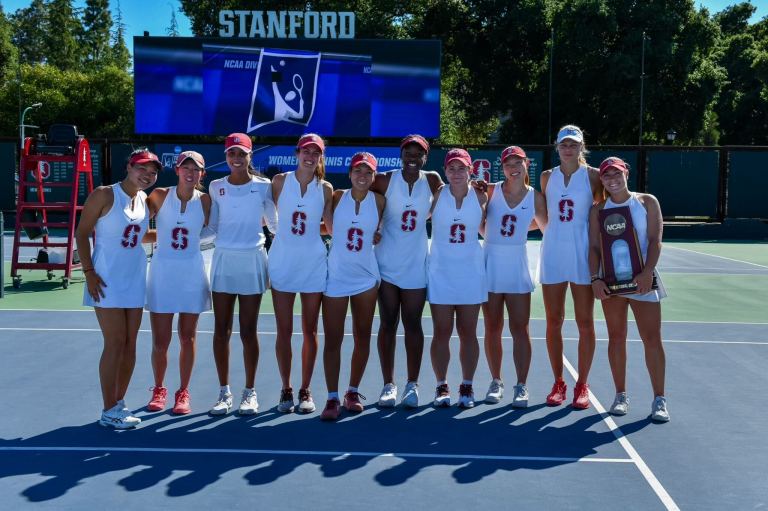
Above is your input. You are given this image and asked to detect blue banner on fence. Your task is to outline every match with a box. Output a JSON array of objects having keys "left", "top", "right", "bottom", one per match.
[{"left": 152, "top": 143, "right": 403, "bottom": 180}]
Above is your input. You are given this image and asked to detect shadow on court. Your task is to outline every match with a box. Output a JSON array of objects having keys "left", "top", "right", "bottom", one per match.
[{"left": 0, "top": 404, "right": 654, "bottom": 502}]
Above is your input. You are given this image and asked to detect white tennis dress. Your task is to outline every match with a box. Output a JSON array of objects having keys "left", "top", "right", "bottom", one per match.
[
  {"left": 375, "top": 169, "right": 433, "bottom": 289},
  {"left": 325, "top": 190, "right": 380, "bottom": 297},
  {"left": 603, "top": 194, "right": 667, "bottom": 302},
  {"left": 484, "top": 184, "right": 536, "bottom": 294},
  {"left": 83, "top": 184, "right": 149, "bottom": 308},
  {"left": 539, "top": 166, "right": 594, "bottom": 285},
  {"left": 427, "top": 186, "right": 486, "bottom": 305},
  {"left": 208, "top": 175, "right": 275, "bottom": 295},
  {"left": 146, "top": 187, "right": 211, "bottom": 313},
  {"left": 268, "top": 172, "right": 328, "bottom": 293}
]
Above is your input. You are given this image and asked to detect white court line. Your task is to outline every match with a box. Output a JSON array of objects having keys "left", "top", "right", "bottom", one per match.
[
  {"left": 0, "top": 445, "right": 632, "bottom": 464},
  {"left": 1, "top": 309, "right": 767, "bottom": 326},
  {"left": 665, "top": 245, "right": 768, "bottom": 270},
  {"left": 658, "top": 269, "right": 768, "bottom": 275},
  {"left": 0, "top": 327, "right": 766, "bottom": 345},
  {"left": 561, "top": 356, "right": 680, "bottom": 511},
  {"left": 1, "top": 327, "right": 766, "bottom": 346}
]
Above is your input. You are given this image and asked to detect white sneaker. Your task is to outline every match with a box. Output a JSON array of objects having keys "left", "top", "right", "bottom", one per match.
[
  {"left": 511, "top": 383, "right": 529, "bottom": 408},
  {"left": 651, "top": 396, "right": 670, "bottom": 422},
  {"left": 277, "top": 388, "right": 295, "bottom": 413},
  {"left": 210, "top": 390, "right": 233, "bottom": 415},
  {"left": 458, "top": 383, "right": 475, "bottom": 408},
  {"left": 610, "top": 392, "right": 629, "bottom": 416},
  {"left": 238, "top": 388, "right": 259, "bottom": 415},
  {"left": 401, "top": 382, "right": 419, "bottom": 408},
  {"left": 378, "top": 383, "right": 398, "bottom": 407},
  {"left": 115, "top": 401, "right": 142, "bottom": 425},
  {"left": 99, "top": 405, "right": 140, "bottom": 429},
  {"left": 298, "top": 388, "right": 316, "bottom": 413},
  {"left": 485, "top": 380, "right": 504, "bottom": 404},
  {"left": 433, "top": 384, "right": 451, "bottom": 407}
]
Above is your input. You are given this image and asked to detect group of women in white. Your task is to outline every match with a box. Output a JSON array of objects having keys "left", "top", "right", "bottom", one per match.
[{"left": 75, "top": 125, "right": 670, "bottom": 429}]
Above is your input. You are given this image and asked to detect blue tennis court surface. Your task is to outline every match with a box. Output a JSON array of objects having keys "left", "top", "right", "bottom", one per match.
[{"left": 1, "top": 240, "right": 767, "bottom": 509}]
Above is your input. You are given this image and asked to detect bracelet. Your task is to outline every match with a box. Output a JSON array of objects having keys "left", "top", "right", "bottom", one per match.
[{"left": 590, "top": 275, "right": 602, "bottom": 283}]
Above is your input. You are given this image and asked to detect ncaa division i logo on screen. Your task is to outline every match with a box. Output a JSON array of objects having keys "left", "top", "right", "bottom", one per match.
[{"left": 247, "top": 49, "right": 321, "bottom": 133}]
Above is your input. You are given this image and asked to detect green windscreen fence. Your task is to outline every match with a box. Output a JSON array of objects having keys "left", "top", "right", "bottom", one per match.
[
  {"left": 646, "top": 150, "right": 719, "bottom": 219},
  {"left": 727, "top": 152, "right": 768, "bottom": 219},
  {"left": 0, "top": 141, "right": 16, "bottom": 212}
]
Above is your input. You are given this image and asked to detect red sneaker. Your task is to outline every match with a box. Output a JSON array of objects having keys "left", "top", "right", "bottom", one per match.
[
  {"left": 320, "top": 398, "right": 341, "bottom": 421},
  {"left": 147, "top": 386, "right": 167, "bottom": 411},
  {"left": 546, "top": 381, "right": 567, "bottom": 406},
  {"left": 173, "top": 388, "right": 191, "bottom": 415},
  {"left": 572, "top": 382, "right": 591, "bottom": 409},
  {"left": 343, "top": 391, "right": 366, "bottom": 413}
]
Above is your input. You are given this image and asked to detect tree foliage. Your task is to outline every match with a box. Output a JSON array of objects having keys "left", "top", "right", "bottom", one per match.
[
  {"left": 0, "top": 63, "right": 133, "bottom": 137},
  {"left": 80, "top": 0, "right": 113, "bottom": 66},
  {"left": 0, "top": 4, "right": 18, "bottom": 85}
]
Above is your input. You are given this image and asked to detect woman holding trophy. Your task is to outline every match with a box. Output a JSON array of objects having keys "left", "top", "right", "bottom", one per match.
[{"left": 588, "top": 157, "right": 669, "bottom": 422}]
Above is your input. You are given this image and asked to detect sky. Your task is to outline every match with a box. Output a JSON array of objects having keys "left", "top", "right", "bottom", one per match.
[{"left": 0, "top": 0, "right": 765, "bottom": 52}]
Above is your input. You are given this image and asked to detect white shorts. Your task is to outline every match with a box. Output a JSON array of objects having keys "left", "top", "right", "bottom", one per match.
[
  {"left": 485, "top": 243, "right": 534, "bottom": 294},
  {"left": 146, "top": 253, "right": 211, "bottom": 313},
  {"left": 210, "top": 247, "right": 268, "bottom": 295}
]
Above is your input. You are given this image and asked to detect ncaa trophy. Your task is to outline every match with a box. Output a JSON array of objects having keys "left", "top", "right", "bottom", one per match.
[{"left": 597, "top": 206, "right": 656, "bottom": 295}]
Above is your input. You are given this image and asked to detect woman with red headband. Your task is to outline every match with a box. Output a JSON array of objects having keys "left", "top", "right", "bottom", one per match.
[
  {"left": 270, "top": 133, "right": 334, "bottom": 414},
  {"left": 76, "top": 148, "right": 161, "bottom": 428},
  {"left": 371, "top": 134, "right": 443, "bottom": 408},
  {"left": 144, "top": 151, "right": 212, "bottom": 415},
  {"left": 481, "top": 146, "right": 547, "bottom": 408},
  {"left": 428, "top": 148, "right": 487, "bottom": 409},
  {"left": 320, "top": 152, "right": 385, "bottom": 420},
  {"left": 207, "top": 133, "right": 277, "bottom": 417},
  {"left": 589, "top": 157, "right": 669, "bottom": 422},
  {"left": 539, "top": 125, "right": 602, "bottom": 410}
]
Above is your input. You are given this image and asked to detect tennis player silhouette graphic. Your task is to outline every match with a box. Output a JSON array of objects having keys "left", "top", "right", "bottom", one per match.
[{"left": 248, "top": 49, "right": 320, "bottom": 133}]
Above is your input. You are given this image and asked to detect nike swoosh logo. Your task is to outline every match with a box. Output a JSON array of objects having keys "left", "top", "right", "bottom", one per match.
[
  {"left": 176, "top": 221, "right": 185, "bottom": 224},
  {"left": 250, "top": 190, "right": 259, "bottom": 193},
  {"left": 351, "top": 221, "right": 359, "bottom": 224},
  {"left": 297, "top": 204, "right": 305, "bottom": 208},
  {"left": 521, "top": 207, "right": 528, "bottom": 210},
  {"left": 453, "top": 218, "right": 461, "bottom": 221},
  {"left": 560, "top": 194, "right": 569, "bottom": 197},
  {"left": 405, "top": 204, "right": 414, "bottom": 208}
]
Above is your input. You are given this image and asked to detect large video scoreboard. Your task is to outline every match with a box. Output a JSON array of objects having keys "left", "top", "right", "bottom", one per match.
[{"left": 133, "top": 36, "right": 441, "bottom": 138}]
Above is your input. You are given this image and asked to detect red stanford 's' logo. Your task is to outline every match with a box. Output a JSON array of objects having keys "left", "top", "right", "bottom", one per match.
[
  {"left": 401, "top": 210, "right": 417, "bottom": 232},
  {"left": 291, "top": 211, "right": 307, "bottom": 235},
  {"left": 121, "top": 224, "right": 141, "bottom": 248},
  {"left": 471, "top": 159, "right": 491, "bottom": 182}
]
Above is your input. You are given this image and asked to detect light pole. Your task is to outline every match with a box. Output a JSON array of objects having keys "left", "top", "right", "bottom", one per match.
[
  {"left": 666, "top": 129, "right": 677, "bottom": 144},
  {"left": 19, "top": 102, "right": 42, "bottom": 149},
  {"left": 638, "top": 31, "right": 648, "bottom": 146},
  {"left": 548, "top": 27, "right": 554, "bottom": 144}
]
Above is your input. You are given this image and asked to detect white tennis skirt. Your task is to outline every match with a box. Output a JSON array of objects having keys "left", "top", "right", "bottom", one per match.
[
  {"left": 485, "top": 243, "right": 534, "bottom": 294},
  {"left": 210, "top": 246, "right": 268, "bottom": 295},
  {"left": 627, "top": 270, "right": 668, "bottom": 302},
  {"left": 146, "top": 252, "right": 211, "bottom": 313}
]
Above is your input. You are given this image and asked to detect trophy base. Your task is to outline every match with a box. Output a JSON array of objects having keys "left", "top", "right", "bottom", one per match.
[
  {"left": 607, "top": 275, "right": 659, "bottom": 296},
  {"left": 607, "top": 280, "right": 638, "bottom": 295}
]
